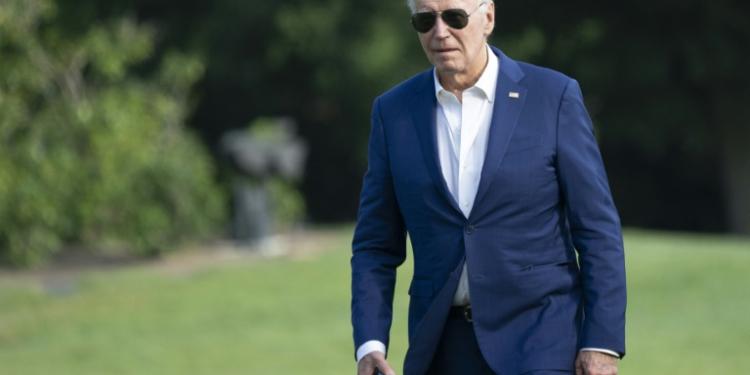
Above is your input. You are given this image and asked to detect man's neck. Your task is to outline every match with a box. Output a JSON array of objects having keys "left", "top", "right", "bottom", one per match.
[{"left": 437, "top": 45, "right": 490, "bottom": 103}]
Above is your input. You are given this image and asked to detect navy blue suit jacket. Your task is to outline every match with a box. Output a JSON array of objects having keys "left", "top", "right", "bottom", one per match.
[{"left": 351, "top": 46, "right": 626, "bottom": 375}]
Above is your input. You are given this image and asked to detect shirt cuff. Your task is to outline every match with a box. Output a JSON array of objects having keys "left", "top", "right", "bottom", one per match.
[
  {"left": 356, "top": 340, "right": 387, "bottom": 363},
  {"left": 580, "top": 347, "right": 621, "bottom": 358}
]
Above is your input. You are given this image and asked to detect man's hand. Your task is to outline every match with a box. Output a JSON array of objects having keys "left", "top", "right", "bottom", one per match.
[
  {"left": 575, "top": 351, "right": 618, "bottom": 375},
  {"left": 358, "top": 351, "right": 396, "bottom": 375}
]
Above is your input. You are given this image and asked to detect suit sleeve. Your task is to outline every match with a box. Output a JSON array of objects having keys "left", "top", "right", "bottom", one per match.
[
  {"left": 556, "top": 79, "right": 627, "bottom": 357},
  {"left": 350, "top": 97, "right": 407, "bottom": 360}
]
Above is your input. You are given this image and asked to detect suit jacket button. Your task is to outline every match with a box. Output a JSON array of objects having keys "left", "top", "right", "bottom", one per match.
[{"left": 465, "top": 225, "right": 474, "bottom": 234}]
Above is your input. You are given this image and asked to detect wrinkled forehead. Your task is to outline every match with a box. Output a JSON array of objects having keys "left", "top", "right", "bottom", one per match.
[{"left": 414, "top": 0, "right": 479, "bottom": 13}]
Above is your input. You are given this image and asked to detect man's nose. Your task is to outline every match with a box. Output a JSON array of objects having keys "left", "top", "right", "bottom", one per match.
[{"left": 433, "top": 16, "right": 451, "bottom": 38}]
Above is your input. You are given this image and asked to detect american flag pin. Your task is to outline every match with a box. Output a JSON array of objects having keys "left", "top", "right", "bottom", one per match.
[{"left": 509, "top": 92, "right": 520, "bottom": 98}]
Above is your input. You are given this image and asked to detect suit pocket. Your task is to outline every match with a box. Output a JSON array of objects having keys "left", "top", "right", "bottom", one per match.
[
  {"left": 512, "top": 261, "right": 579, "bottom": 291},
  {"left": 516, "top": 261, "right": 572, "bottom": 272},
  {"left": 505, "top": 135, "right": 543, "bottom": 155},
  {"left": 408, "top": 278, "right": 433, "bottom": 297}
]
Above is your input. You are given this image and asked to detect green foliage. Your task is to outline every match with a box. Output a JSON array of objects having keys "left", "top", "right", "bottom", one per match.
[
  {"left": 265, "top": 177, "right": 306, "bottom": 230},
  {"left": 0, "top": 0, "right": 225, "bottom": 266},
  {"left": 264, "top": 0, "right": 427, "bottom": 221},
  {"left": 5, "top": 0, "right": 746, "bottom": 231},
  {"left": 141, "top": 0, "right": 427, "bottom": 222},
  {"left": 490, "top": 1, "right": 750, "bottom": 232}
]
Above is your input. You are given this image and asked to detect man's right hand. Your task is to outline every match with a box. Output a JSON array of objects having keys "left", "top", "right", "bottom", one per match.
[{"left": 357, "top": 351, "right": 396, "bottom": 375}]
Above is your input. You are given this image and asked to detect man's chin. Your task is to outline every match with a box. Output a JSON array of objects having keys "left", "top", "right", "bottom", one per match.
[{"left": 435, "top": 63, "right": 462, "bottom": 75}]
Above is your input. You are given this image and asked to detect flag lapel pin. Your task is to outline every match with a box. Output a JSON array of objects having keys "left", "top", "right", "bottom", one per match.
[{"left": 509, "top": 92, "right": 520, "bottom": 99}]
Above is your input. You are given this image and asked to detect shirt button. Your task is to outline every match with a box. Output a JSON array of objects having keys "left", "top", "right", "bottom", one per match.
[{"left": 465, "top": 225, "right": 474, "bottom": 234}]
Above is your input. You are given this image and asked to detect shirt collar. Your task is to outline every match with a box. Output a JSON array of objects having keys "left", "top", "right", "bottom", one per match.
[{"left": 433, "top": 44, "right": 499, "bottom": 103}]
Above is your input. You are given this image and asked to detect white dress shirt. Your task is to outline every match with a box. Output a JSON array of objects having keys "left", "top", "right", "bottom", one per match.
[
  {"left": 356, "top": 44, "right": 618, "bottom": 362},
  {"left": 436, "top": 44, "right": 499, "bottom": 306}
]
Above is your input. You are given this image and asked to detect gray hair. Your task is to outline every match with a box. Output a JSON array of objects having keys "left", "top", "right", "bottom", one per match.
[{"left": 406, "top": 0, "right": 492, "bottom": 14}]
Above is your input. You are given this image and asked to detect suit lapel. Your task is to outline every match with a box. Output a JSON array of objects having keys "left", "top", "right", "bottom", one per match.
[
  {"left": 472, "top": 49, "right": 528, "bottom": 211},
  {"left": 411, "top": 70, "right": 463, "bottom": 215}
]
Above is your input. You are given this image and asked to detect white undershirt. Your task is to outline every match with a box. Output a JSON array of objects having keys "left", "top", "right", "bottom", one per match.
[{"left": 356, "top": 44, "right": 618, "bottom": 362}]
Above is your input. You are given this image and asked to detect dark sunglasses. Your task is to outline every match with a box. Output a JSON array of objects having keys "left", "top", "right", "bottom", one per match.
[{"left": 411, "top": 2, "right": 486, "bottom": 33}]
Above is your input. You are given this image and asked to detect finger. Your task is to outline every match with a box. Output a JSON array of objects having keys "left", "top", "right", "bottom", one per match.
[
  {"left": 376, "top": 358, "right": 396, "bottom": 375},
  {"left": 574, "top": 358, "right": 584, "bottom": 375},
  {"left": 356, "top": 365, "right": 369, "bottom": 375},
  {"left": 356, "top": 358, "right": 376, "bottom": 375}
]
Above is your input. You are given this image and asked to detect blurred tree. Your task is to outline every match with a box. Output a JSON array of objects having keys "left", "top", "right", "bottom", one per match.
[
  {"left": 265, "top": 0, "right": 429, "bottom": 221},
  {"left": 492, "top": 0, "right": 750, "bottom": 234},
  {"left": 64, "top": 0, "right": 748, "bottom": 234},
  {"left": 0, "top": 0, "right": 224, "bottom": 266},
  {"left": 129, "top": 0, "right": 429, "bottom": 222}
]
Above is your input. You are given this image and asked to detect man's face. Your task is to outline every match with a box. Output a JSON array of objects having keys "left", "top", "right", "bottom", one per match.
[{"left": 414, "top": 0, "right": 495, "bottom": 76}]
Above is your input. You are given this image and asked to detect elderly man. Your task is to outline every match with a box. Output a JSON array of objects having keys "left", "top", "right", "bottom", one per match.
[{"left": 351, "top": 1, "right": 626, "bottom": 374}]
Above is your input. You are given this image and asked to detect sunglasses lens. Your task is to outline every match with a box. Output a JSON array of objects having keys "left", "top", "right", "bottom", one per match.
[
  {"left": 411, "top": 9, "right": 472, "bottom": 33},
  {"left": 411, "top": 13, "right": 436, "bottom": 33},
  {"left": 442, "top": 9, "right": 469, "bottom": 29}
]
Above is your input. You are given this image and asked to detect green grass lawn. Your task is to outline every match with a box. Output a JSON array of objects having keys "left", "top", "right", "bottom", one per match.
[{"left": 0, "top": 228, "right": 748, "bottom": 374}]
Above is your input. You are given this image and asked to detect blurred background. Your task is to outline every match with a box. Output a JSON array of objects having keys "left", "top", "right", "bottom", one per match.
[{"left": 0, "top": 0, "right": 748, "bottom": 374}]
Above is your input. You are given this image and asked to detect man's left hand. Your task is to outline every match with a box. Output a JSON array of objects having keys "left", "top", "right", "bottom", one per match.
[{"left": 575, "top": 351, "right": 618, "bottom": 375}]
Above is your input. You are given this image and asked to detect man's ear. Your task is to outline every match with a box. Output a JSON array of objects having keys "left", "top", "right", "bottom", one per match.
[{"left": 484, "top": 2, "right": 495, "bottom": 36}]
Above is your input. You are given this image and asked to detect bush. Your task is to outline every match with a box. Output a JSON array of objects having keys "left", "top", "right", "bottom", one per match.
[{"left": 0, "top": 0, "right": 225, "bottom": 266}]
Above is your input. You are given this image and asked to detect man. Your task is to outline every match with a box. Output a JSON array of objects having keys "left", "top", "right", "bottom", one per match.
[{"left": 351, "top": 0, "right": 626, "bottom": 374}]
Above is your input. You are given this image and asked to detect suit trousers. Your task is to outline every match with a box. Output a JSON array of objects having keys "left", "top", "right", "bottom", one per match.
[{"left": 425, "top": 306, "right": 574, "bottom": 375}]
